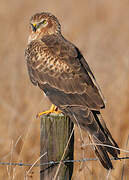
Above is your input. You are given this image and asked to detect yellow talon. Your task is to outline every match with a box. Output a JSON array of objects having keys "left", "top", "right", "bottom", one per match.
[{"left": 37, "top": 104, "right": 62, "bottom": 118}]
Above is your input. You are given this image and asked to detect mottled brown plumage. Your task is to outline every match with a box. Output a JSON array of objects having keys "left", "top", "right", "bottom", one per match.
[{"left": 25, "top": 12, "right": 120, "bottom": 169}]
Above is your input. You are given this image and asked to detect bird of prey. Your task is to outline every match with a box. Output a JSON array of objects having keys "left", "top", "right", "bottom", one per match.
[{"left": 25, "top": 12, "right": 120, "bottom": 169}]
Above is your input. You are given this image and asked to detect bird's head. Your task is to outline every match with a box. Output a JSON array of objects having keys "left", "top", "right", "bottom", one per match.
[{"left": 28, "top": 12, "right": 61, "bottom": 43}]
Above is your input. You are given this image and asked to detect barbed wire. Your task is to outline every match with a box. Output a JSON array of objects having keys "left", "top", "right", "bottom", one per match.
[{"left": 0, "top": 156, "right": 129, "bottom": 167}]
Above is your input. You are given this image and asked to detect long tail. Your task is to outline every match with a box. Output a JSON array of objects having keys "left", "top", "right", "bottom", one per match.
[
  {"left": 64, "top": 107, "right": 120, "bottom": 170},
  {"left": 90, "top": 111, "right": 120, "bottom": 169}
]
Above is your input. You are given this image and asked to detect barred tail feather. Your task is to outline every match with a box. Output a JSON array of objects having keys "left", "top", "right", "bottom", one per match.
[
  {"left": 62, "top": 106, "right": 120, "bottom": 169},
  {"left": 90, "top": 111, "right": 120, "bottom": 169},
  {"left": 91, "top": 135, "right": 114, "bottom": 170},
  {"left": 94, "top": 144, "right": 113, "bottom": 169},
  {"left": 64, "top": 107, "right": 120, "bottom": 169}
]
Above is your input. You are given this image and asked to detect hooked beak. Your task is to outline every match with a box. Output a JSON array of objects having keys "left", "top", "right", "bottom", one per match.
[{"left": 31, "top": 23, "right": 37, "bottom": 32}]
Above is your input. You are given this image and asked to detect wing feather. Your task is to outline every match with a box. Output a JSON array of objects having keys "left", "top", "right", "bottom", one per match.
[{"left": 25, "top": 34, "right": 105, "bottom": 110}]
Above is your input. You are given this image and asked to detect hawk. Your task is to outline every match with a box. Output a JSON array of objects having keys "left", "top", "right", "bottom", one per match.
[{"left": 25, "top": 12, "right": 120, "bottom": 169}]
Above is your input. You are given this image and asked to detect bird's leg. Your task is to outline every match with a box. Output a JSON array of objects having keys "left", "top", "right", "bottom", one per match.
[{"left": 37, "top": 104, "right": 62, "bottom": 117}]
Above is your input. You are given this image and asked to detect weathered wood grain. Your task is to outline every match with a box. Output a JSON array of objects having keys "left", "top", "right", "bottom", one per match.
[{"left": 40, "top": 114, "right": 74, "bottom": 180}]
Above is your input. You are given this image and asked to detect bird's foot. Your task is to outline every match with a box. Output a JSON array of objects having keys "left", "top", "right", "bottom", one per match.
[{"left": 36, "top": 104, "right": 62, "bottom": 118}]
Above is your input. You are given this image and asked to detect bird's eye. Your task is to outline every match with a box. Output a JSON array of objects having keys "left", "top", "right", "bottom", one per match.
[
  {"left": 42, "top": 20, "right": 47, "bottom": 24},
  {"left": 38, "top": 19, "right": 48, "bottom": 27}
]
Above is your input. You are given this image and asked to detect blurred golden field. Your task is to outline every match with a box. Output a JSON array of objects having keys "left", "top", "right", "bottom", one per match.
[{"left": 0, "top": 0, "right": 129, "bottom": 179}]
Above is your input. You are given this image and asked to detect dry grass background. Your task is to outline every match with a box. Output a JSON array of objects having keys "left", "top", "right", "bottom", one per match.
[{"left": 0, "top": 0, "right": 129, "bottom": 179}]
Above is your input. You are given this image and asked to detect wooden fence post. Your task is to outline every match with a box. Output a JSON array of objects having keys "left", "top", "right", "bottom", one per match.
[{"left": 40, "top": 114, "right": 74, "bottom": 180}]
